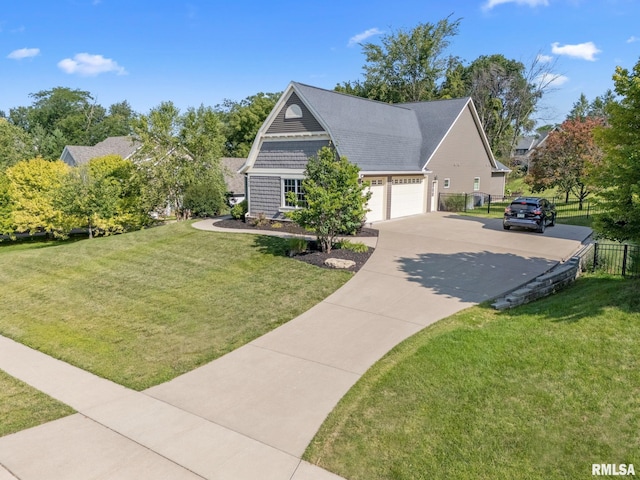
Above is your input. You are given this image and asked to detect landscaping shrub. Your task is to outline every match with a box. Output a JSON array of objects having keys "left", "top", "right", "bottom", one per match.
[
  {"left": 286, "top": 237, "right": 308, "bottom": 257},
  {"left": 230, "top": 200, "right": 247, "bottom": 220},
  {"left": 335, "top": 239, "right": 368, "bottom": 253}
]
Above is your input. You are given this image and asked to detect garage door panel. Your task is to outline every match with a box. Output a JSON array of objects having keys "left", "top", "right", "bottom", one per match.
[
  {"left": 366, "top": 180, "right": 385, "bottom": 223},
  {"left": 390, "top": 178, "right": 424, "bottom": 218}
]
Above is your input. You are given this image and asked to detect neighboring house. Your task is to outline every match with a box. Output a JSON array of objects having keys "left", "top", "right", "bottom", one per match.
[
  {"left": 60, "top": 136, "right": 141, "bottom": 166},
  {"left": 512, "top": 127, "right": 559, "bottom": 170},
  {"left": 220, "top": 157, "right": 246, "bottom": 205},
  {"left": 239, "top": 82, "right": 509, "bottom": 223}
]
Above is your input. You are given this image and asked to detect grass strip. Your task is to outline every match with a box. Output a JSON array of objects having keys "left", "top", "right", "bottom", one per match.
[{"left": 305, "top": 275, "right": 640, "bottom": 480}]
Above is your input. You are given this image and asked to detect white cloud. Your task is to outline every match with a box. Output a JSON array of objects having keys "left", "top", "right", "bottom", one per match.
[
  {"left": 536, "top": 53, "right": 553, "bottom": 63},
  {"left": 58, "top": 53, "right": 127, "bottom": 76},
  {"left": 7, "top": 47, "right": 40, "bottom": 59},
  {"left": 348, "top": 28, "right": 384, "bottom": 47},
  {"left": 536, "top": 72, "right": 569, "bottom": 87},
  {"left": 482, "top": 0, "right": 549, "bottom": 11},
  {"left": 627, "top": 36, "right": 639, "bottom": 43},
  {"left": 551, "top": 41, "right": 601, "bottom": 61}
]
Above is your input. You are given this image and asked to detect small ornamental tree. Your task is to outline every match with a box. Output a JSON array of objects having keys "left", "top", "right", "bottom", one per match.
[
  {"left": 286, "top": 147, "right": 371, "bottom": 253},
  {"left": 526, "top": 117, "right": 604, "bottom": 208}
]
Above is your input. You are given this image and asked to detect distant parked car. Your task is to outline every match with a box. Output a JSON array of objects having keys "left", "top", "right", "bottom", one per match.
[{"left": 503, "top": 197, "right": 556, "bottom": 233}]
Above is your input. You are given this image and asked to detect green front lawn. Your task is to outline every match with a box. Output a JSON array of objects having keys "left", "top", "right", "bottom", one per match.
[
  {"left": 305, "top": 275, "right": 640, "bottom": 480},
  {"left": 0, "top": 222, "right": 352, "bottom": 390},
  {"left": 0, "top": 369, "right": 74, "bottom": 437}
]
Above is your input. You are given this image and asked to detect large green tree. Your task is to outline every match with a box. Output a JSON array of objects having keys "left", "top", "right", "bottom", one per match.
[
  {"left": 464, "top": 54, "right": 541, "bottom": 159},
  {"left": 286, "top": 147, "right": 371, "bottom": 253},
  {"left": 593, "top": 59, "right": 640, "bottom": 243},
  {"left": 567, "top": 91, "right": 616, "bottom": 122},
  {"left": 219, "top": 92, "right": 280, "bottom": 157},
  {"left": 336, "top": 16, "right": 461, "bottom": 103},
  {"left": 133, "top": 102, "right": 226, "bottom": 219},
  {"left": 8, "top": 87, "right": 135, "bottom": 159},
  {"left": 0, "top": 119, "right": 35, "bottom": 169}
]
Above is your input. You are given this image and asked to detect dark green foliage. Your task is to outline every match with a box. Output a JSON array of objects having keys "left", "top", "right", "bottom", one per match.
[
  {"left": 230, "top": 200, "right": 248, "bottom": 220},
  {"left": 593, "top": 59, "right": 640, "bottom": 243},
  {"left": 286, "top": 147, "right": 370, "bottom": 253},
  {"left": 183, "top": 169, "right": 228, "bottom": 217},
  {"left": 8, "top": 87, "right": 135, "bottom": 159},
  {"left": 218, "top": 92, "right": 280, "bottom": 157}
]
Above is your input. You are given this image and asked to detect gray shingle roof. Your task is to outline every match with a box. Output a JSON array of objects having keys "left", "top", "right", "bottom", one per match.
[
  {"left": 220, "top": 157, "right": 246, "bottom": 195},
  {"left": 292, "top": 82, "right": 473, "bottom": 172},
  {"left": 61, "top": 136, "right": 141, "bottom": 166}
]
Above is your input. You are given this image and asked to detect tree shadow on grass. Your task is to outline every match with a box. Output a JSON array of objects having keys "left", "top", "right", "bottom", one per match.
[{"left": 251, "top": 235, "right": 289, "bottom": 257}]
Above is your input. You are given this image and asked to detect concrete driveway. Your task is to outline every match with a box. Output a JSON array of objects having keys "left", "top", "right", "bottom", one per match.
[{"left": 0, "top": 213, "right": 592, "bottom": 480}]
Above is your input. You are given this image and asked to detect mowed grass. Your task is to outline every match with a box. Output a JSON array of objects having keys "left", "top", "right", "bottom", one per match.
[
  {"left": 0, "top": 222, "right": 352, "bottom": 390},
  {"left": 0, "top": 369, "right": 75, "bottom": 437},
  {"left": 305, "top": 275, "right": 640, "bottom": 480}
]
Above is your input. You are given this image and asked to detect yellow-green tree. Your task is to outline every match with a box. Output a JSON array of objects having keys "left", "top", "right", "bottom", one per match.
[
  {"left": 58, "top": 155, "right": 147, "bottom": 238},
  {"left": 5, "top": 158, "right": 70, "bottom": 236}
]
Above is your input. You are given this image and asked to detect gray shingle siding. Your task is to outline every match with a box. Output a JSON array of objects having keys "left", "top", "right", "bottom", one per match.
[
  {"left": 267, "top": 92, "right": 325, "bottom": 134},
  {"left": 248, "top": 176, "right": 283, "bottom": 219},
  {"left": 254, "top": 140, "right": 330, "bottom": 169}
]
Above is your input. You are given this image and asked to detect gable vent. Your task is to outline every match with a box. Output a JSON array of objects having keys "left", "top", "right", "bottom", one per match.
[{"left": 285, "top": 104, "right": 303, "bottom": 119}]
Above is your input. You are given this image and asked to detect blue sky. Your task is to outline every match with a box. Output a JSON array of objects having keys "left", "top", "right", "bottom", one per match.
[{"left": 2, "top": 0, "right": 639, "bottom": 126}]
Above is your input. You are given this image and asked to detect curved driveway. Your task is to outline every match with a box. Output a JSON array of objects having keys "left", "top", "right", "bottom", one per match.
[{"left": 0, "top": 213, "right": 591, "bottom": 480}]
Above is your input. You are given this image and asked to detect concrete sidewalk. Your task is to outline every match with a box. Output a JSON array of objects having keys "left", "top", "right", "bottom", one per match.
[{"left": 0, "top": 214, "right": 592, "bottom": 479}]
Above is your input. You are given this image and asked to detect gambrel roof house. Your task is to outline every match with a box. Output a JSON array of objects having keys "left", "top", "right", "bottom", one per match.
[
  {"left": 60, "top": 136, "right": 141, "bottom": 167},
  {"left": 240, "top": 82, "right": 509, "bottom": 223}
]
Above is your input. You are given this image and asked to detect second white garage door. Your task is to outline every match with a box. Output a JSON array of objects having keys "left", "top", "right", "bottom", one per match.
[
  {"left": 390, "top": 177, "right": 425, "bottom": 218},
  {"left": 365, "top": 178, "right": 385, "bottom": 223}
]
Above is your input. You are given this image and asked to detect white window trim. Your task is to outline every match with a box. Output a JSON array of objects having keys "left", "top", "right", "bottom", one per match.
[
  {"left": 281, "top": 178, "right": 305, "bottom": 209},
  {"left": 443, "top": 178, "right": 451, "bottom": 189},
  {"left": 473, "top": 177, "right": 480, "bottom": 191}
]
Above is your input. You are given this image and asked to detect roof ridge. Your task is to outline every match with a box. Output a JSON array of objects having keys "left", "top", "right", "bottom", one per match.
[{"left": 292, "top": 81, "right": 415, "bottom": 111}]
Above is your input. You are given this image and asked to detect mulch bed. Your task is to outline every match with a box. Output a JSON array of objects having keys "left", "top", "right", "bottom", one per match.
[{"left": 214, "top": 218, "right": 377, "bottom": 272}]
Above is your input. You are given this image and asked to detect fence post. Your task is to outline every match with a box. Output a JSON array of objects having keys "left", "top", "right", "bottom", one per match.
[
  {"left": 587, "top": 202, "right": 590, "bottom": 218},
  {"left": 593, "top": 242, "right": 599, "bottom": 272},
  {"left": 622, "top": 244, "right": 628, "bottom": 277},
  {"left": 464, "top": 193, "right": 468, "bottom": 212},
  {"left": 487, "top": 194, "right": 491, "bottom": 214}
]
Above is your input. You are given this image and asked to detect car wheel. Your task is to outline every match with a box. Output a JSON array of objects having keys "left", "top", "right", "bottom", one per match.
[
  {"left": 503, "top": 223, "right": 511, "bottom": 230},
  {"left": 537, "top": 220, "right": 546, "bottom": 233}
]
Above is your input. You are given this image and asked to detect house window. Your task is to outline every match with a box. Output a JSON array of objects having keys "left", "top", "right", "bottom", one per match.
[
  {"left": 283, "top": 178, "right": 305, "bottom": 207},
  {"left": 473, "top": 177, "right": 480, "bottom": 191},
  {"left": 369, "top": 179, "right": 384, "bottom": 186},
  {"left": 443, "top": 178, "right": 451, "bottom": 189}
]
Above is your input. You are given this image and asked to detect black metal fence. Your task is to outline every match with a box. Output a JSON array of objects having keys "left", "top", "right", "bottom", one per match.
[
  {"left": 438, "top": 192, "right": 605, "bottom": 220},
  {"left": 590, "top": 242, "right": 640, "bottom": 278}
]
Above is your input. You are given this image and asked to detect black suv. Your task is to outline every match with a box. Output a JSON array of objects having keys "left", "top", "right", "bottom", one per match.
[{"left": 503, "top": 197, "right": 556, "bottom": 233}]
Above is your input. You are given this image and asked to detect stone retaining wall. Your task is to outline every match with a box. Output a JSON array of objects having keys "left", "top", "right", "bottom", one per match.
[{"left": 492, "top": 242, "right": 594, "bottom": 310}]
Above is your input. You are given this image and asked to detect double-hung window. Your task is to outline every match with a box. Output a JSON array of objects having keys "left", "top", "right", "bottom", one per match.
[{"left": 283, "top": 178, "right": 306, "bottom": 207}]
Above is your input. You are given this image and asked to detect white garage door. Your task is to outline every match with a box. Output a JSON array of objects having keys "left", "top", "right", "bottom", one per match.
[
  {"left": 390, "top": 177, "right": 425, "bottom": 218},
  {"left": 365, "top": 178, "right": 385, "bottom": 223}
]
